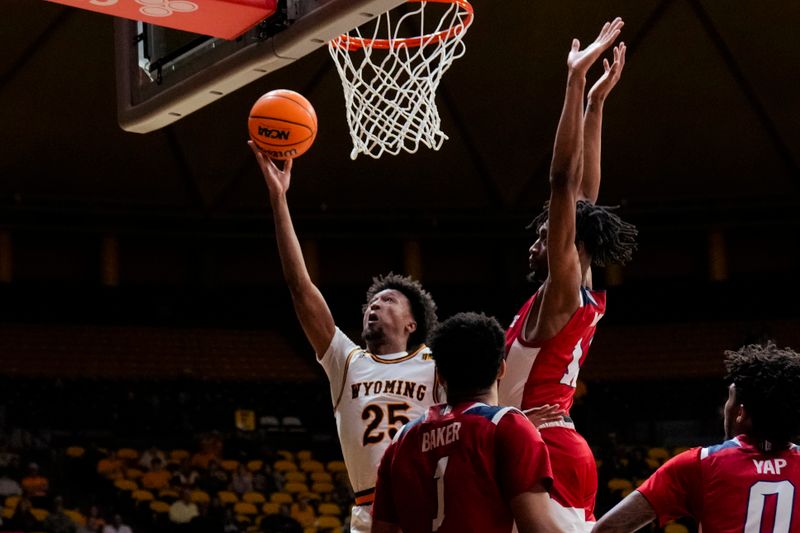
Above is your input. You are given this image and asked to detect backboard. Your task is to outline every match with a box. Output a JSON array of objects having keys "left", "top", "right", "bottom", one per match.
[{"left": 115, "top": 0, "right": 406, "bottom": 133}]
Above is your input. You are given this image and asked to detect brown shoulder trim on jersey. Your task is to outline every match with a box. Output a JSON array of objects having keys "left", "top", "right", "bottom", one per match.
[
  {"left": 369, "top": 343, "right": 428, "bottom": 365},
  {"left": 333, "top": 347, "right": 361, "bottom": 410},
  {"left": 433, "top": 370, "right": 441, "bottom": 403}
]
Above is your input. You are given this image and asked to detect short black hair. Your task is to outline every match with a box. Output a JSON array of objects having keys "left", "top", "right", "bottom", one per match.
[
  {"left": 725, "top": 341, "right": 800, "bottom": 447},
  {"left": 364, "top": 273, "right": 438, "bottom": 349},
  {"left": 528, "top": 200, "right": 638, "bottom": 266},
  {"left": 429, "top": 312, "right": 505, "bottom": 399}
]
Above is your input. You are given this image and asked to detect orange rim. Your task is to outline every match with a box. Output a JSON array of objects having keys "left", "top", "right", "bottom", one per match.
[{"left": 331, "top": 0, "right": 473, "bottom": 51}]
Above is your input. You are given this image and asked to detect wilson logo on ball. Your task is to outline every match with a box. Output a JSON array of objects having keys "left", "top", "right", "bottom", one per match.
[{"left": 258, "top": 127, "right": 290, "bottom": 140}]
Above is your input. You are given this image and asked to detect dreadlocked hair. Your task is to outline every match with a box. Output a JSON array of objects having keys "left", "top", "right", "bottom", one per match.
[
  {"left": 528, "top": 200, "right": 638, "bottom": 267},
  {"left": 364, "top": 273, "right": 438, "bottom": 350},
  {"left": 725, "top": 341, "right": 800, "bottom": 447}
]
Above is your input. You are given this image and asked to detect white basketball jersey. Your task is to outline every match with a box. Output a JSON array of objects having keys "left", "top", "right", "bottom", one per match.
[{"left": 319, "top": 328, "right": 440, "bottom": 499}]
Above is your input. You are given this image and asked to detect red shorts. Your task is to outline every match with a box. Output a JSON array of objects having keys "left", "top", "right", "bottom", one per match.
[{"left": 540, "top": 425, "right": 597, "bottom": 523}]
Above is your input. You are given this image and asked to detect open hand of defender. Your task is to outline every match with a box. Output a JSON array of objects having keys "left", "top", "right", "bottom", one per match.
[
  {"left": 248, "top": 140, "right": 293, "bottom": 198},
  {"left": 523, "top": 404, "right": 567, "bottom": 428},
  {"left": 588, "top": 43, "right": 626, "bottom": 103},
  {"left": 568, "top": 17, "right": 624, "bottom": 75}
]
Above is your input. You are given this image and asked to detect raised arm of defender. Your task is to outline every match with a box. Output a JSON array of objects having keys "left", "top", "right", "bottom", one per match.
[
  {"left": 531, "top": 19, "right": 623, "bottom": 340},
  {"left": 249, "top": 142, "right": 335, "bottom": 358},
  {"left": 581, "top": 42, "right": 626, "bottom": 204}
]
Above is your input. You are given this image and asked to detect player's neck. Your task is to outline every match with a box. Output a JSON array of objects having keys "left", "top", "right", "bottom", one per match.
[
  {"left": 447, "top": 387, "right": 497, "bottom": 407},
  {"left": 366, "top": 338, "right": 408, "bottom": 356}
]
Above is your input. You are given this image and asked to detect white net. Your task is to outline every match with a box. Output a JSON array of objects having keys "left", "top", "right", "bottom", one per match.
[{"left": 328, "top": 0, "right": 473, "bottom": 160}]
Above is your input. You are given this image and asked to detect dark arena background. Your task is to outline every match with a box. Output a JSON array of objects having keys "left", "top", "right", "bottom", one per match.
[{"left": 1, "top": 0, "right": 799, "bottom": 532}]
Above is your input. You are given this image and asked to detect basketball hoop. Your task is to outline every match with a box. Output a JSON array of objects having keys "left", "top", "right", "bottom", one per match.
[{"left": 329, "top": 0, "right": 474, "bottom": 159}]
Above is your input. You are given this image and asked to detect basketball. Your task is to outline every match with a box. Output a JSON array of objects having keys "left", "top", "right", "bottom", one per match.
[{"left": 248, "top": 90, "right": 317, "bottom": 160}]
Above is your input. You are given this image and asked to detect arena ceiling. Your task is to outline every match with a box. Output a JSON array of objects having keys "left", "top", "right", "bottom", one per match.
[{"left": 1, "top": 0, "right": 798, "bottom": 227}]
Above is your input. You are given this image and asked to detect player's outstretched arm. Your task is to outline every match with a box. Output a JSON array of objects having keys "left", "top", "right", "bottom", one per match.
[
  {"left": 592, "top": 491, "right": 657, "bottom": 533},
  {"left": 581, "top": 42, "right": 626, "bottom": 203},
  {"left": 511, "top": 487, "right": 561, "bottom": 533},
  {"left": 249, "top": 141, "right": 335, "bottom": 358},
  {"left": 532, "top": 19, "right": 623, "bottom": 339}
]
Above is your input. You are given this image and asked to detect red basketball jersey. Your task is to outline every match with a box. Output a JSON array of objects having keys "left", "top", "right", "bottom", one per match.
[
  {"left": 372, "top": 402, "right": 552, "bottom": 533},
  {"left": 638, "top": 435, "right": 800, "bottom": 533},
  {"left": 499, "top": 287, "right": 606, "bottom": 413}
]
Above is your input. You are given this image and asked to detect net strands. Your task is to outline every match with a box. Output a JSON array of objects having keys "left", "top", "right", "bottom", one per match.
[{"left": 329, "top": 0, "right": 473, "bottom": 159}]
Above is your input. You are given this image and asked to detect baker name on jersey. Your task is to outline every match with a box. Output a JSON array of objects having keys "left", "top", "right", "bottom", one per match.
[
  {"left": 753, "top": 458, "right": 787, "bottom": 475},
  {"left": 421, "top": 422, "right": 461, "bottom": 452},
  {"left": 351, "top": 379, "right": 428, "bottom": 401}
]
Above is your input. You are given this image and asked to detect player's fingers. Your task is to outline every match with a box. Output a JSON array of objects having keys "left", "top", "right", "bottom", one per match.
[
  {"left": 284, "top": 158, "right": 294, "bottom": 174},
  {"left": 603, "top": 58, "right": 610, "bottom": 72},
  {"left": 571, "top": 38, "right": 580, "bottom": 52}
]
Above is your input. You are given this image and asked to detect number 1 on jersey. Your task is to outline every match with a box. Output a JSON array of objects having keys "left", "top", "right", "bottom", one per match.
[{"left": 432, "top": 456, "right": 449, "bottom": 531}]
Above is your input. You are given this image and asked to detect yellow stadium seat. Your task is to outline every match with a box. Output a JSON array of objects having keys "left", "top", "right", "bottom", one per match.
[
  {"left": 64, "top": 509, "right": 87, "bottom": 526},
  {"left": 303, "top": 528, "right": 317, "bottom": 533},
  {"left": 170, "top": 449, "right": 190, "bottom": 461},
  {"left": 316, "top": 515, "right": 342, "bottom": 529},
  {"left": 246, "top": 460, "right": 263, "bottom": 472},
  {"left": 262, "top": 502, "right": 281, "bottom": 515},
  {"left": 299, "top": 492, "right": 320, "bottom": 502},
  {"left": 277, "top": 450, "right": 294, "bottom": 461},
  {"left": 326, "top": 461, "right": 346, "bottom": 473},
  {"left": 218, "top": 491, "right": 239, "bottom": 505},
  {"left": 665, "top": 523, "right": 689, "bottom": 533},
  {"left": 221, "top": 459, "right": 240, "bottom": 472},
  {"left": 285, "top": 471, "right": 307, "bottom": 483},
  {"left": 234, "top": 502, "right": 258, "bottom": 516},
  {"left": 5, "top": 495, "right": 21, "bottom": 509},
  {"left": 126, "top": 468, "right": 143, "bottom": 480},
  {"left": 284, "top": 482, "right": 309, "bottom": 494},
  {"left": 312, "top": 482, "right": 334, "bottom": 494},
  {"left": 300, "top": 460, "right": 324, "bottom": 473},
  {"left": 242, "top": 492, "right": 266, "bottom": 505},
  {"left": 274, "top": 460, "right": 297, "bottom": 473},
  {"left": 317, "top": 503, "right": 341, "bottom": 516},
  {"left": 310, "top": 472, "right": 332, "bottom": 483},
  {"left": 648, "top": 447, "right": 670, "bottom": 462},
  {"left": 30, "top": 508, "right": 49, "bottom": 521},
  {"left": 235, "top": 514, "right": 252, "bottom": 524},
  {"left": 114, "top": 479, "right": 138, "bottom": 492},
  {"left": 296, "top": 450, "right": 313, "bottom": 462},
  {"left": 66, "top": 446, "right": 85, "bottom": 458},
  {"left": 620, "top": 488, "right": 633, "bottom": 498},
  {"left": 190, "top": 490, "right": 210, "bottom": 504},
  {"left": 117, "top": 448, "right": 139, "bottom": 460},
  {"left": 672, "top": 446, "right": 691, "bottom": 456},
  {"left": 645, "top": 458, "right": 660, "bottom": 469},
  {"left": 150, "top": 501, "right": 170, "bottom": 514},
  {"left": 607, "top": 478, "right": 633, "bottom": 493},
  {"left": 271, "top": 492, "right": 293, "bottom": 504},
  {"left": 132, "top": 490, "right": 155, "bottom": 502},
  {"left": 1, "top": 508, "right": 14, "bottom": 520},
  {"left": 158, "top": 489, "right": 180, "bottom": 500}
]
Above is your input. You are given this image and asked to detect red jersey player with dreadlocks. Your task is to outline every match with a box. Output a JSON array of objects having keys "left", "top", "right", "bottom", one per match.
[{"left": 498, "top": 17, "right": 637, "bottom": 533}]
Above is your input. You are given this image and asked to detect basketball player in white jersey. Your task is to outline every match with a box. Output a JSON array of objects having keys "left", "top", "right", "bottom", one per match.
[{"left": 249, "top": 144, "right": 440, "bottom": 533}]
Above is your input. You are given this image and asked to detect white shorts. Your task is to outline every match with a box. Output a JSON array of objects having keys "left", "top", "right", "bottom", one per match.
[{"left": 350, "top": 503, "right": 372, "bottom": 533}]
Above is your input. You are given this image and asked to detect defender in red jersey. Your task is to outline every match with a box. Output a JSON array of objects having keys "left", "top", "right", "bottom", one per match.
[
  {"left": 594, "top": 342, "right": 800, "bottom": 533},
  {"left": 497, "top": 18, "right": 636, "bottom": 533},
  {"left": 373, "top": 313, "right": 559, "bottom": 533}
]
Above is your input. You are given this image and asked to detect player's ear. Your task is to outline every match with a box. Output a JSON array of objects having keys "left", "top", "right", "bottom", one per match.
[
  {"left": 405, "top": 320, "right": 417, "bottom": 334},
  {"left": 496, "top": 359, "right": 507, "bottom": 381}
]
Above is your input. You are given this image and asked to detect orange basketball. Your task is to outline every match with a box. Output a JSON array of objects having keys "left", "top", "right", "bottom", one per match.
[{"left": 248, "top": 90, "right": 318, "bottom": 160}]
